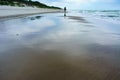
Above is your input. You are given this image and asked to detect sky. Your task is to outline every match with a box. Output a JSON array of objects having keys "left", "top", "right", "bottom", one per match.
[{"left": 32, "top": 0, "right": 120, "bottom": 10}]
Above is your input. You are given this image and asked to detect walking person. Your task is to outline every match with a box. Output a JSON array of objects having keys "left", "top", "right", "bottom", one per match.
[{"left": 64, "top": 7, "right": 67, "bottom": 16}]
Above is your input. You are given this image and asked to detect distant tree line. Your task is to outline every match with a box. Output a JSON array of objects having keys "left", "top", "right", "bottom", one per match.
[{"left": 0, "top": 0, "right": 61, "bottom": 9}]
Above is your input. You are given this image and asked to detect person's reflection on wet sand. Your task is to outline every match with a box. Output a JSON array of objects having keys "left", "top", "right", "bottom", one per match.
[{"left": 64, "top": 13, "right": 66, "bottom": 17}]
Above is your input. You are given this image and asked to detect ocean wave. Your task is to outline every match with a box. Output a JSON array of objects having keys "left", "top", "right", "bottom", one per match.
[{"left": 79, "top": 10, "right": 120, "bottom": 22}]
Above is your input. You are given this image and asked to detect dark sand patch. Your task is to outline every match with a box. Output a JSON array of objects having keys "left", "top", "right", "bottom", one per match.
[
  {"left": 83, "top": 24, "right": 96, "bottom": 28},
  {"left": 107, "top": 33, "right": 120, "bottom": 36},
  {"left": 80, "top": 30, "right": 90, "bottom": 32},
  {"left": 67, "top": 16, "right": 89, "bottom": 23}
]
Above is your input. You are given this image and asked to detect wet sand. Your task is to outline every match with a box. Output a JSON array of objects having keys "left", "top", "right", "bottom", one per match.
[{"left": 0, "top": 12, "right": 120, "bottom": 80}]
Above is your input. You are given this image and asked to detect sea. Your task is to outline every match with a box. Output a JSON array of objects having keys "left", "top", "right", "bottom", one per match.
[{"left": 77, "top": 10, "right": 120, "bottom": 23}]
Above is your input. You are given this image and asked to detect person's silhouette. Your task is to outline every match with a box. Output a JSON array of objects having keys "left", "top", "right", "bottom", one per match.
[
  {"left": 64, "top": 7, "right": 66, "bottom": 13},
  {"left": 64, "top": 7, "right": 67, "bottom": 17}
]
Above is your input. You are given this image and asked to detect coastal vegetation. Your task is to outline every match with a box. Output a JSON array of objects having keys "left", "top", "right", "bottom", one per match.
[{"left": 0, "top": 0, "right": 61, "bottom": 9}]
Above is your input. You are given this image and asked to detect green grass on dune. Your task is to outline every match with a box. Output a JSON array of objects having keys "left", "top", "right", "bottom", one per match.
[{"left": 0, "top": 0, "right": 61, "bottom": 9}]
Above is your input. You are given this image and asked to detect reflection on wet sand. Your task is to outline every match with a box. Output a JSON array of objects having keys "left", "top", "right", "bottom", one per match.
[
  {"left": 1, "top": 47, "right": 120, "bottom": 80},
  {"left": 0, "top": 13, "right": 120, "bottom": 80},
  {"left": 30, "top": 16, "right": 42, "bottom": 20}
]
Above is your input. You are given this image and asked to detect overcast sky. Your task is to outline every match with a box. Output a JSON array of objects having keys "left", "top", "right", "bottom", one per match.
[{"left": 32, "top": 0, "right": 120, "bottom": 10}]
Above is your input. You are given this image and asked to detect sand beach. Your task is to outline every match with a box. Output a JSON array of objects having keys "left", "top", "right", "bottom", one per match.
[{"left": 0, "top": 6, "right": 62, "bottom": 19}]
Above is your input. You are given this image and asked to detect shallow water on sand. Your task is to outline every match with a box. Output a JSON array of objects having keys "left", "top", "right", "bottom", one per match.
[{"left": 0, "top": 12, "right": 120, "bottom": 80}]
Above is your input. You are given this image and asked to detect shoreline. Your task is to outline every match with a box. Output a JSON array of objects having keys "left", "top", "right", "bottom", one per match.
[
  {"left": 0, "top": 6, "right": 63, "bottom": 20},
  {"left": 0, "top": 11, "right": 63, "bottom": 20}
]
